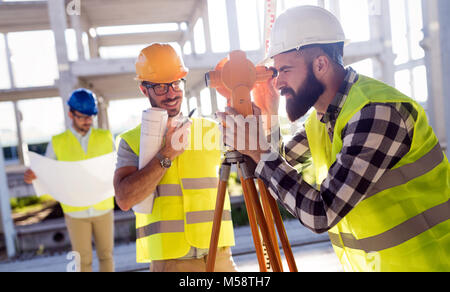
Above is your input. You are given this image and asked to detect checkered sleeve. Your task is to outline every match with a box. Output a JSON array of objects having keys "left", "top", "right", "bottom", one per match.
[
  {"left": 255, "top": 103, "right": 413, "bottom": 233},
  {"left": 267, "top": 125, "right": 311, "bottom": 168},
  {"left": 283, "top": 127, "right": 312, "bottom": 167}
]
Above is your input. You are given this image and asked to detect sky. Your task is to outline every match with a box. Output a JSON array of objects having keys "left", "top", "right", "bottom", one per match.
[{"left": 0, "top": 0, "right": 427, "bottom": 151}]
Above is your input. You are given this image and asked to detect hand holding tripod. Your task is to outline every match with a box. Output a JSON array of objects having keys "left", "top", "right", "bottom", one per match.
[{"left": 206, "top": 150, "right": 298, "bottom": 272}]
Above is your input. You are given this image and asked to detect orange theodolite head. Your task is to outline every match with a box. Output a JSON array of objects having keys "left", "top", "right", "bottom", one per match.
[{"left": 205, "top": 50, "right": 277, "bottom": 117}]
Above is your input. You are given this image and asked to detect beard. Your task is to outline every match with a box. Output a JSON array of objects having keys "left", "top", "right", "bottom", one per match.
[
  {"left": 149, "top": 95, "right": 182, "bottom": 117},
  {"left": 282, "top": 63, "right": 325, "bottom": 122},
  {"left": 73, "top": 121, "right": 92, "bottom": 135}
]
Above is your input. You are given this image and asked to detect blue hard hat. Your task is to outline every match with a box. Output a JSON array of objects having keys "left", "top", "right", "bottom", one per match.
[{"left": 67, "top": 88, "right": 98, "bottom": 116}]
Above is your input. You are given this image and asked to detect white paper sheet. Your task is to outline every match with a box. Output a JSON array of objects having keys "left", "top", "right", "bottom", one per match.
[
  {"left": 29, "top": 151, "right": 116, "bottom": 207},
  {"left": 132, "top": 108, "right": 168, "bottom": 214}
]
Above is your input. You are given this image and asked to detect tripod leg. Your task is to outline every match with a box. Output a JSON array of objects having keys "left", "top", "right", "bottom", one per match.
[
  {"left": 258, "top": 179, "right": 283, "bottom": 271},
  {"left": 242, "top": 176, "right": 283, "bottom": 272},
  {"left": 260, "top": 181, "right": 298, "bottom": 272},
  {"left": 206, "top": 163, "right": 231, "bottom": 272},
  {"left": 239, "top": 172, "right": 268, "bottom": 272}
]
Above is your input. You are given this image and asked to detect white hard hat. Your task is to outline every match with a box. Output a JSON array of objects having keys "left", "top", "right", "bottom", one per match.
[{"left": 267, "top": 5, "right": 350, "bottom": 60}]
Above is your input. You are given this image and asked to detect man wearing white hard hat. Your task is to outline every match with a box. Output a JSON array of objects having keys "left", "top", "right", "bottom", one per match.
[{"left": 217, "top": 5, "right": 450, "bottom": 272}]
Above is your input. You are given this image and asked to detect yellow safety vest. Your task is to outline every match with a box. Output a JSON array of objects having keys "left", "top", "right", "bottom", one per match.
[
  {"left": 120, "top": 117, "right": 235, "bottom": 262},
  {"left": 304, "top": 75, "right": 450, "bottom": 271},
  {"left": 52, "top": 128, "right": 115, "bottom": 214}
]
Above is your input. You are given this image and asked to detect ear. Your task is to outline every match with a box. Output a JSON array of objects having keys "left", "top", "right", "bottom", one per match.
[
  {"left": 139, "top": 84, "right": 149, "bottom": 97},
  {"left": 68, "top": 110, "right": 74, "bottom": 120},
  {"left": 312, "top": 55, "right": 330, "bottom": 80}
]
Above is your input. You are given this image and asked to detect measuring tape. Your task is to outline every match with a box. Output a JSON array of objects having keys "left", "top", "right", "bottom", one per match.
[
  {"left": 261, "top": 0, "right": 278, "bottom": 272},
  {"left": 263, "top": 0, "right": 278, "bottom": 56}
]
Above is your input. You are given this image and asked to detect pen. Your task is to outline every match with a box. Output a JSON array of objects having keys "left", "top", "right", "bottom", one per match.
[
  {"left": 179, "top": 108, "right": 196, "bottom": 128},
  {"left": 188, "top": 108, "right": 197, "bottom": 119}
]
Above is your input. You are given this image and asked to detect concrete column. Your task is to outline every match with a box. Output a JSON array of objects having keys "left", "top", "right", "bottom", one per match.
[
  {"left": 47, "top": 0, "right": 79, "bottom": 129},
  {"left": 328, "top": 0, "right": 341, "bottom": 20},
  {"left": 209, "top": 88, "right": 218, "bottom": 114},
  {"left": 368, "top": 0, "right": 396, "bottom": 86},
  {"left": 5, "top": 35, "right": 27, "bottom": 165},
  {"left": 88, "top": 34, "right": 100, "bottom": 59},
  {"left": 201, "top": 0, "right": 212, "bottom": 54},
  {"left": 4, "top": 33, "right": 15, "bottom": 88},
  {"left": 186, "top": 96, "right": 192, "bottom": 113},
  {"left": 70, "top": 14, "right": 85, "bottom": 61},
  {"left": 0, "top": 137, "right": 16, "bottom": 258},
  {"left": 13, "top": 101, "right": 25, "bottom": 165},
  {"left": 226, "top": 0, "right": 240, "bottom": 50},
  {"left": 97, "top": 97, "right": 110, "bottom": 130},
  {"left": 421, "top": 0, "right": 450, "bottom": 154},
  {"left": 195, "top": 90, "right": 203, "bottom": 117}
]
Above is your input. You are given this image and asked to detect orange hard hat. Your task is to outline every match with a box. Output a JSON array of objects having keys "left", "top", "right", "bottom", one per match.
[{"left": 135, "top": 43, "right": 188, "bottom": 83}]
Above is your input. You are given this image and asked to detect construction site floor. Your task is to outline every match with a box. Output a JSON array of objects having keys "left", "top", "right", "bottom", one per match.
[{"left": 0, "top": 220, "right": 342, "bottom": 272}]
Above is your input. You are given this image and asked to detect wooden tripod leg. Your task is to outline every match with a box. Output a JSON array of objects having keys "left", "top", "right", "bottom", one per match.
[
  {"left": 206, "top": 164, "right": 230, "bottom": 272},
  {"left": 243, "top": 177, "right": 283, "bottom": 272},
  {"left": 240, "top": 175, "right": 267, "bottom": 272},
  {"left": 258, "top": 179, "right": 283, "bottom": 271},
  {"left": 259, "top": 182, "right": 298, "bottom": 272}
]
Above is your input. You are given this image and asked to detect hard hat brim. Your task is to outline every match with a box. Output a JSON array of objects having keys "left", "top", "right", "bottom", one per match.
[
  {"left": 134, "top": 70, "right": 188, "bottom": 84},
  {"left": 259, "top": 38, "right": 351, "bottom": 66}
]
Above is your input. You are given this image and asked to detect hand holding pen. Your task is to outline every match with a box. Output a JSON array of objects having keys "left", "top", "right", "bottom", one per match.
[
  {"left": 161, "top": 108, "right": 196, "bottom": 160},
  {"left": 178, "top": 108, "right": 196, "bottom": 128}
]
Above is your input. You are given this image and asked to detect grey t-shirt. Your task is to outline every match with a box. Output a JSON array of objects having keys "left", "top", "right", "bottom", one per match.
[{"left": 115, "top": 138, "right": 139, "bottom": 170}]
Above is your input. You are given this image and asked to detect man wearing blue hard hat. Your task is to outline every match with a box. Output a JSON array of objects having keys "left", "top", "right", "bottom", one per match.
[{"left": 24, "top": 88, "right": 115, "bottom": 272}]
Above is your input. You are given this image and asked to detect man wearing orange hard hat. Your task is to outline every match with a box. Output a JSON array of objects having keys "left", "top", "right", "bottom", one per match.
[{"left": 114, "top": 43, "right": 237, "bottom": 272}]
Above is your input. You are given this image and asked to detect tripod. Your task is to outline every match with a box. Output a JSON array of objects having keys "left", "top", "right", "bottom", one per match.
[{"left": 206, "top": 150, "right": 298, "bottom": 272}]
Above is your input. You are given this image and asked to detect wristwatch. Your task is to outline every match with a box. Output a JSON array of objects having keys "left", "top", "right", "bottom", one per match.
[{"left": 156, "top": 153, "right": 172, "bottom": 169}]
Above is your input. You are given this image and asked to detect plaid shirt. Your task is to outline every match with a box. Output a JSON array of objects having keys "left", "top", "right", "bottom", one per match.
[{"left": 255, "top": 68, "right": 418, "bottom": 233}]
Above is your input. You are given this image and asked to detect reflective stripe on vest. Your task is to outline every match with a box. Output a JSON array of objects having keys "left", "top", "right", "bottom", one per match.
[
  {"left": 154, "top": 178, "right": 219, "bottom": 197},
  {"left": 186, "top": 210, "right": 232, "bottom": 224},
  {"left": 136, "top": 220, "right": 184, "bottom": 239},
  {"left": 136, "top": 210, "right": 232, "bottom": 239},
  {"left": 329, "top": 199, "right": 450, "bottom": 252},
  {"left": 305, "top": 75, "right": 450, "bottom": 271},
  {"left": 182, "top": 177, "right": 219, "bottom": 189},
  {"left": 154, "top": 179, "right": 220, "bottom": 197},
  {"left": 155, "top": 184, "right": 183, "bottom": 197},
  {"left": 366, "top": 143, "right": 444, "bottom": 200}
]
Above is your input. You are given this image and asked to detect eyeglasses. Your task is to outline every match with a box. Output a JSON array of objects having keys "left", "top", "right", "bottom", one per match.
[
  {"left": 72, "top": 112, "right": 95, "bottom": 121},
  {"left": 142, "top": 79, "right": 185, "bottom": 96}
]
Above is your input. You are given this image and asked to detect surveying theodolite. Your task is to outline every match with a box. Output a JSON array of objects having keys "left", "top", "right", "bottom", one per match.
[{"left": 205, "top": 50, "right": 298, "bottom": 272}]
